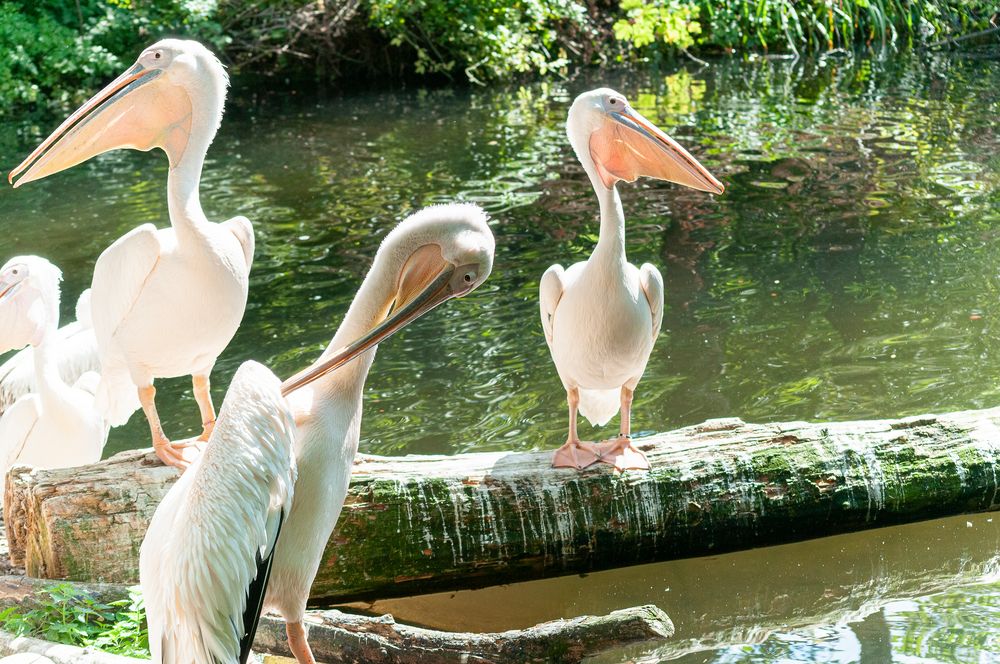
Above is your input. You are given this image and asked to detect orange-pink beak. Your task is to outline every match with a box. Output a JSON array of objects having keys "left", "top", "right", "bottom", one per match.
[
  {"left": 9, "top": 61, "right": 189, "bottom": 187},
  {"left": 589, "top": 105, "right": 724, "bottom": 195}
]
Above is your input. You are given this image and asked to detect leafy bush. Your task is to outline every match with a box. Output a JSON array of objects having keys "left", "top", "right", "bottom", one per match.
[
  {"left": 613, "top": 0, "right": 701, "bottom": 54},
  {"left": 2, "top": 1, "right": 998, "bottom": 114},
  {"left": 0, "top": 583, "right": 149, "bottom": 658},
  {"left": 366, "top": 0, "right": 595, "bottom": 83}
]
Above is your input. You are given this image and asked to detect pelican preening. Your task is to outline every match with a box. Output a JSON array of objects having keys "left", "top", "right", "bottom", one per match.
[
  {"left": 541, "top": 88, "right": 723, "bottom": 471},
  {"left": 0, "top": 288, "right": 98, "bottom": 415},
  {"left": 0, "top": 257, "right": 108, "bottom": 481},
  {"left": 140, "top": 204, "right": 495, "bottom": 663},
  {"left": 9, "top": 39, "right": 253, "bottom": 471}
]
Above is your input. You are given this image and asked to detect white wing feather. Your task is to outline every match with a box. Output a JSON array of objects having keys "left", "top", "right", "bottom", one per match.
[
  {"left": 89, "top": 225, "right": 160, "bottom": 423},
  {"left": 539, "top": 264, "right": 566, "bottom": 345},
  {"left": 639, "top": 263, "right": 664, "bottom": 341},
  {"left": 0, "top": 289, "right": 100, "bottom": 415},
  {"left": 91, "top": 224, "right": 161, "bottom": 347},
  {"left": 140, "top": 361, "right": 296, "bottom": 664},
  {"left": 222, "top": 216, "right": 255, "bottom": 272}
]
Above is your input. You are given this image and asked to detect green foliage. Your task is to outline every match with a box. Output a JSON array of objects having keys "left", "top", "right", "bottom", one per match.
[
  {"left": 0, "top": 584, "right": 149, "bottom": 658},
  {"left": 366, "top": 0, "right": 592, "bottom": 83},
  {"left": 611, "top": 0, "right": 999, "bottom": 56},
  {"left": 0, "top": 3, "right": 120, "bottom": 111},
  {"left": 3, "top": 0, "right": 998, "bottom": 114},
  {"left": 0, "top": 0, "right": 225, "bottom": 115},
  {"left": 613, "top": 0, "right": 701, "bottom": 52}
]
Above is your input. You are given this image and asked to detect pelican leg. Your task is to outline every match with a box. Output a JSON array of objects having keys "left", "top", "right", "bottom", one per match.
[
  {"left": 596, "top": 386, "right": 650, "bottom": 471},
  {"left": 139, "top": 384, "right": 192, "bottom": 471},
  {"left": 286, "top": 621, "right": 317, "bottom": 664},
  {"left": 193, "top": 373, "right": 217, "bottom": 441},
  {"left": 552, "top": 387, "right": 599, "bottom": 470}
]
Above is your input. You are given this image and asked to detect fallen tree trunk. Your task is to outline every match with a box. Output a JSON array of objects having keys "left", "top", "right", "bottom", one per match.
[
  {"left": 6, "top": 408, "right": 1000, "bottom": 602},
  {"left": 0, "top": 576, "right": 673, "bottom": 664}
]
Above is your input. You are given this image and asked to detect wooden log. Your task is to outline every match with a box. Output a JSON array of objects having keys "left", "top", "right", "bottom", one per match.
[
  {"left": 6, "top": 408, "right": 1000, "bottom": 602},
  {"left": 0, "top": 576, "right": 673, "bottom": 664}
]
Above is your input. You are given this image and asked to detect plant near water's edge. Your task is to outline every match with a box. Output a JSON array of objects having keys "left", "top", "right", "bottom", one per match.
[{"left": 0, "top": 583, "right": 150, "bottom": 658}]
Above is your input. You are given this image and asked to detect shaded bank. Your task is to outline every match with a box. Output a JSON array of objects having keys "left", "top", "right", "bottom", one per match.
[{"left": 3, "top": 1, "right": 997, "bottom": 115}]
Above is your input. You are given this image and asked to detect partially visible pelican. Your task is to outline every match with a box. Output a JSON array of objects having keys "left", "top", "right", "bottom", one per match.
[
  {"left": 139, "top": 204, "right": 495, "bottom": 663},
  {"left": 0, "top": 257, "right": 108, "bottom": 480},
  {"left": 9, "top": 39, "right": 253, "bottom": 471},
  {"left": 0, "top": 288, "right": 98, "bottom": 415},
  {"left": 540, "top": 88, "right": 723, "bottom": 471}
]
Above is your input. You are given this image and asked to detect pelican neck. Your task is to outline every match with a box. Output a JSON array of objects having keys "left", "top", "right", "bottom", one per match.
[
  {"left": 31, "top": 319, "right": 72, "bottom": 407},
  {"left": 591, "top": 178, "right": 628, "bottom": 264},
  {"left": 308, "top": 248, "right": 401, "bottom": 397},
  {"left": 166, "top": 145, "right": 210, "bottom": 235}
]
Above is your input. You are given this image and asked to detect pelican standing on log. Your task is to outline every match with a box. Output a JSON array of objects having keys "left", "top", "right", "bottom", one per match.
[
  {"left": 9, "top": 39, "right": 253, "bottom": 470},
  {"left": 139, "top": 204, "right": 495, "bottom": 663},
  {"left": 0, "top": 257, "right": 108, "bottom": 480},
  {"left": 540, "top": 88, "right": 723, "bottom": 471},
  {"left": 0, "top": 287, "right": 97, "bottom": 415}
]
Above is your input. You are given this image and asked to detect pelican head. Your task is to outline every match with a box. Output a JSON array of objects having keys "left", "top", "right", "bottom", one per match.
[
  {"left": 281, "top": 203, "right": 495, "bottom": 394},
  {"left": 567, "top": 87, "right": 724, "bottom": 195},
  {"left": 0, "top": 256, "right": 62, "bottom": 352},
  {"left": 9, "top": 39, "right": 228, "bottom": 187}
]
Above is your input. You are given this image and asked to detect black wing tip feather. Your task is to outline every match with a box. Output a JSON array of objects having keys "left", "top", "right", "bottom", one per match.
[{"left": 238, "top": 510, "right": 284, "bottom": 664}]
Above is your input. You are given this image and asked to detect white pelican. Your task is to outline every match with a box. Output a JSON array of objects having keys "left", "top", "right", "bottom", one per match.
[
  {"left": 540, "top": 88, "right": 723, "bottom": 471},
  {"left": 0, "top": 257, "right": 108, "bottom": 481},
  {"left": 9, "top": 39, "right": 253, "bottom": 470},
  {"left": 0, "top": 288, "right": 98, "bottom": 415},
  {"left": 139, "top": 204, "right": 494, "bottom": 663}
]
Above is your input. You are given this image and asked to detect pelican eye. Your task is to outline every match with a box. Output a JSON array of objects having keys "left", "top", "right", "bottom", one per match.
[
  {"left": 154, "top": 52, "right": 162, "bottom": 59},
  {"left": 463, "top": 271, "right": 475, "bottom": 283},
  {"left": 11, "top": 269, "right": 18, "bottom": 276}
]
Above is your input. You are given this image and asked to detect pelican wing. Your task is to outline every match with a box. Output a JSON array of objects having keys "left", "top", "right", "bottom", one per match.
[
  {"left": 91, "top": 224, "right": 161, "bottom": 348},
  {"left": 140, "top": 361, "right": 296, "bottom": 664},
  {"left": 539, "top": 264, "right": 566, "bottom": 345},
  {"left": 639, "top": 263, "right": 664, "bottom": 341},
  {"left": 0, "top": 396, "right": 40, "bottom": 476},
  {"left": 0, "top": 291, "right": 99, "bottom": 415},
  {"left": 222, "top": 216, "right": 255, "bottom": 272}
]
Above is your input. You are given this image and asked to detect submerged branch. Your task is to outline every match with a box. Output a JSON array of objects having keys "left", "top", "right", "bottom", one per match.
[{"left": 0, "top": 576, "right": 673, "bottom": 664}]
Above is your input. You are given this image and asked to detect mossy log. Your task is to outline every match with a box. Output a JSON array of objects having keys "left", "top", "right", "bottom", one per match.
[
  {"left": 5, "top": 408, "right": 1000, "bottom": 602},
  {"left": 0, "top": 576, "right": 673, "bottom": 664}
]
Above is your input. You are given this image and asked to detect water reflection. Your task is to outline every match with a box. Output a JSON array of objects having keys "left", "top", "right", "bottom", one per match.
[
  {"left": 0, "top": 52, "right": 998, "bottom": 460},
  {"left": 342, "top": 513, "right": 1000, "bottom": 663}
]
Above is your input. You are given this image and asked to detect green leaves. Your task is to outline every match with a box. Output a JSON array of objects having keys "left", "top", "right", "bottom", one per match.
[
  {"left": 613, "top": 0, "right": 701, "bottom": 51},
  {"left": 0, "top": 584, "right": 149, "bottom": 658}
]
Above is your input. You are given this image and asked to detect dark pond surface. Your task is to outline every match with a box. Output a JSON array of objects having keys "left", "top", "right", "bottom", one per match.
[
  {"left": 347, "top": 512, "right": 999, "bottom": 663},
  {"left": 1, "top": 50, "right": 999, "bottom": 662}
]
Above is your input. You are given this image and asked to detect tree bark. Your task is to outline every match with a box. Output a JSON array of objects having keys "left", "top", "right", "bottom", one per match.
[
  {"left": 0, "top": 576, "right": 673, "bottom": 664},
  {"left": 5, "top": 408, "right": 1000, "bottom": 602}
]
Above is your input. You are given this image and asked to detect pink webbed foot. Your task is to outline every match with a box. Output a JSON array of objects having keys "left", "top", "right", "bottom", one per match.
[
  {"left": 552, "top": 439, "right": 600, "bottom": 470},
  {"left": 595, "top": 435, "right": 651, "bottom": 471}
]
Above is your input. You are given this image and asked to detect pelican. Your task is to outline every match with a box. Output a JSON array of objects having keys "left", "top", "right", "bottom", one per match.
[
  {"left": 9, "top": 39, "right": 253, "bottom": 470},
  {"left": 540, "top": 88, "right": 723, "bottom": 471},
  {"left": 0, "top": 288, "right": 98, "bottom": 415},
  {"left": 0, "top": 257, "right": 108, "bottom": 481},
  {"left": 139, "top": 204, "right": 494, "bottom": 663}
]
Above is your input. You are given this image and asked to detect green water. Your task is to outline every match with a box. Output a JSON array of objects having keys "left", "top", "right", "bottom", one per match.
[{"left": 1, "top": 51, "right": 999, "bottom": 661}]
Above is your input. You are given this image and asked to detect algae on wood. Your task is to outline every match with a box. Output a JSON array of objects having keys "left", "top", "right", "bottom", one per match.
[{"left": 5, "top": 409, "right": 1000, "bottom": 602}]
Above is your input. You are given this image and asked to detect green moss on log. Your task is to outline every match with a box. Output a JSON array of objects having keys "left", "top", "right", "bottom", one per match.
[{"left": 5, "top": 409, "right": 1000, "bottom": 602}]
